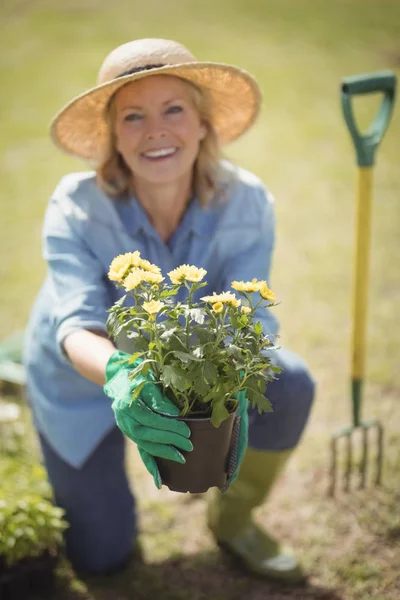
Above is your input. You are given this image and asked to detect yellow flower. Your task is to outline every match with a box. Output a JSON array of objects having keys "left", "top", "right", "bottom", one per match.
[
  {"left": 108, "top": 251, "right": 142, "bottom": 282},
  {"left": 201, "top": 291, "right": 241, "bottom": 308},
  {"left": 141, "top": 271, "right": 164, "bottom": 284},
  {"left": 123, "top": 268, "right": 145, "bottom": 291},
  {"left": 168, "top": 264, "right": 207, "bottom": 284},
  {"left": 139, "top": 258, "right": 161, "bottom": 274},
  {"left": 142, "top": 300, "right": 165, "bottom": 315},
  {"left": 213, "top": 302, "right": 224, "bottom": 314},
  {"left": 260, "top": 284, "right": 276, "bottom": 302},
  {"left": 241, "top": 306, "right": 251, "bottom": 314},
  {"left": 231, "top": 278, "right": 266, "bottom": 293}
]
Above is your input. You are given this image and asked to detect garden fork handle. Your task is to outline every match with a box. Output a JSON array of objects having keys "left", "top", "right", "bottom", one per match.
[
  {"left": 341, "top": 71, "right": 396, "bottom": 168},
  {"left": 341, "top": 71, "right": 397, "bottom": 426}
]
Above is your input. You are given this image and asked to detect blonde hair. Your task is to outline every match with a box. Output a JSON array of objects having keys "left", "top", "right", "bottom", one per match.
[{"left": 96, "top": 77, "right": 222, "bottom": 206}]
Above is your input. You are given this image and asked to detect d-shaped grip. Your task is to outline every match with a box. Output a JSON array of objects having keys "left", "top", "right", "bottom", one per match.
[
  {"left": 341, "top": 70, "right": 396, "bottom": 166},
  {"left": 342, "top": 71, "right": 396, "bottom": 96}
]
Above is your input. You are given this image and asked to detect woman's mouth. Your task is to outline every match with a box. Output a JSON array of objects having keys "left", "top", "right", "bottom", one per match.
[{"left": 141, "top": 147, "right": 179, "bottom": 161}]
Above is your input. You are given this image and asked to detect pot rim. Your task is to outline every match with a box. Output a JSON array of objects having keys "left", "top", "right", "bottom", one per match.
[{"left": 176, "top": 410, "right": 237, "bottom": 422}]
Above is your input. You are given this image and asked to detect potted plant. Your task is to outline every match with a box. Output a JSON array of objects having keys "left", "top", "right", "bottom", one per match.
[
  {"left": 107, "top": 251, "right": 281, "bottom": 493},
  {"left": 0, "top": 494, "right": 68, "bottom": 599}
]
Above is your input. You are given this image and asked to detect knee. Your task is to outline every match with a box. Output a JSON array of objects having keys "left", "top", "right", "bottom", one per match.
[
  {"left": 293, "top": 365, "right": 316, "bottom": 411},
  {"left": 59, "top": 482, "right": 137, "bottom": 573},
  {"left": 271, "top": 360, "right": 315, "bottom": 426},
  {"left": 273, "top": 347, "right": 315, "bottom": 409},
  {"left": 247, "top": 351, "right": 316, "bottom": 451},
  {"left": 65, "top": 516, "right": 136, "bottom": 574}
]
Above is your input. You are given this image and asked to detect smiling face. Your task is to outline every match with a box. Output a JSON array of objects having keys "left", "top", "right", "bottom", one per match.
[{"left": 113, "top": 75, "right": 206, "bottom": 189}]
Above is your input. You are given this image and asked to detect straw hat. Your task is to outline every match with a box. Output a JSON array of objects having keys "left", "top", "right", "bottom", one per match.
[{"left": 50, "top": 38, "right": 262, "bottom": 161}]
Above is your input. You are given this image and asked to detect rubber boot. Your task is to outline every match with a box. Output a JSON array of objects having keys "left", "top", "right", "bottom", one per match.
[{"left": 207, "top": 447, "right": 304, "bottom": 582}]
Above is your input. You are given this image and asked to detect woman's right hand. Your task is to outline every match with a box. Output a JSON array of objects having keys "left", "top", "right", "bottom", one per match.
[{"left": 104, "top": 351, "right": 193, "bottom": 488}]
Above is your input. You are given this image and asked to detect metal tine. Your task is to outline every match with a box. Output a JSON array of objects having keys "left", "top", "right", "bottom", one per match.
[
  {"left": 376, "top": 421, "right": 384, "bottom": 486},
  {"left": 344, "top": 432, "right": 353, "bottom": 492},
  {"left": 330, "top": 419, "right": 384, "bottom": 496},
  {"left": 329, "top": 436, "right": 338, "bottom": 496},
  {"left": 360, "top": 426, "right": 368, "bottom": 489}
]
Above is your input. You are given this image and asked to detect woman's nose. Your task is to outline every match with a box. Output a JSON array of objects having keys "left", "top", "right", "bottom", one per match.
[{"left": 144, "top": 118, "right": 166, "bottom": 140}]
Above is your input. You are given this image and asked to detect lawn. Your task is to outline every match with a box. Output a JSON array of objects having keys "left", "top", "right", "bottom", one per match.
[{"left": 1, "top": 0, "right": 399, "bottom": 598}]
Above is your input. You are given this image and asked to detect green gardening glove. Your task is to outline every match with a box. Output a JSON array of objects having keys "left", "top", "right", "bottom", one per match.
[
  {"left": 104, "top": 351, "right": 193, "bottom": 489},
  {"left": 222, "top": 389, "right": 248, "bottom": 491}
]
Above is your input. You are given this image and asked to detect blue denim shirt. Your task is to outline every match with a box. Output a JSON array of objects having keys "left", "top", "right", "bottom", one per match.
[{"left": 23, "top": 161, "right": 279, "bottom": 468}]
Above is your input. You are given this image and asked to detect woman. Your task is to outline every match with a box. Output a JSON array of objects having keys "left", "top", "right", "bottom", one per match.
[{"left": 23, "top": 38, "right": 315, "bottom": 581}]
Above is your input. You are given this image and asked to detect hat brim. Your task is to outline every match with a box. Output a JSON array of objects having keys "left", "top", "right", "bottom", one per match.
[{"left": 50, "top": 62, "right": 262, "bottom": 161}]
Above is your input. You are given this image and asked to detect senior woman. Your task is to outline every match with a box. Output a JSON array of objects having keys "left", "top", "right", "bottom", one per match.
[{"left": 23, "top": 38, "right": 315, "bottom": 582}]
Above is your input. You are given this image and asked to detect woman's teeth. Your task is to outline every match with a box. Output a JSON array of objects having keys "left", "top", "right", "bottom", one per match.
[{"left": 143, "top": 147, "right": 177, "bottom": 158}]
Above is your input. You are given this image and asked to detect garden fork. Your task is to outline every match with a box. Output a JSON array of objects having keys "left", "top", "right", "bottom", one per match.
[{"left": 329, "top": 71, "right": 397, "bottom": 496}]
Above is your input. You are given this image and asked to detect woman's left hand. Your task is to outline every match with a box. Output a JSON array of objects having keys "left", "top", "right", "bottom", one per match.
[{"left": 104, "top": 350, "right": 193, "bottom": 488}]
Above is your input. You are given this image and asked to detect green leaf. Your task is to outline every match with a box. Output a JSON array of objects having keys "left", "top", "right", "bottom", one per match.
[
  {"left": 113, "top": 358, "right": 130, "bottom": 365},
  {"left": 257, "top": 377, "right": 267, "bottom": 394},
  {"left": 173, "top": 351, "right": 203, "bottom": 363},
  {"left": 128, "top": 359, "right": 155, "bottom": 380},
  {"left": 246, "top": 337, "right": 258, "bottom": 355},
  {"left": 203, "top": 361, "right": 217, "bottom": 385},
  {"left": 246, "top": 387, "right": 273, "bottom": 414},
  {"left": 192, "top": 281, "right": 208, "bottom": 290},
  {"left": 126, "top": 333, "right": 149, "bottom": 351},
  {"left": 106, "top": 311, "right": 117, "bottom": 327},
  {"left": 235, "top": 290, "right": 250, "bottom": 299},
  {"left": 109, "top": 295, "right": 127, "bottom": 310},
  {"left": 130, "top": 380, "right": 146, "bottom": 405},
  {"left": 211, "top": 401, "right": 229, "bottom": 427},
  {"left": 203, "top": 387, "right": 217, "bottom": 403},
  {"left": 238, "top": 315, "right": 248, "bottom": 327},
  {"left": 251, "top": 361, "right": 272, "bottom": 371},
  {"left": 189, "top": 308, "right": 206, "bottom": 324},
  {"left": 246, "top": 374, "right": 263, "bottom": 391},
  {"left": 119, "top": 318, "right": 139, "bottom": 332},
  {"left": 161, "top": 319, "right": 180, "bottom": 329},
  {"left": 160, "top": 327, "right": 176, "bottom": 340},
  {"left": 193, "top": 346, "right": 204, "bottom": 358},
  {"left": 128, "top": 352, "right": 143, "bottom": 364},
  {"left": 254, "top": 321, "right": 263, "bottom": 335},
  {"left": 159, "top": 288, "right": 179, "bottom": 298},
  {"left": 193, "top": 376, "right": 209, "bottom": 397},
  {"left": 141, "top": 361, "right": 152, "bottom": 376},
  {"left": 168, "top": 334, "right": 187, "bottom": 352},
  {"left": 234, "top": 362, "right": 246, "bottom": 371},
  {"left": 196, "top": 328, "right": 214, "bottom": 345},
  {"left": 162, "top": 364, "right": 191, "bottom": 392},
  {"left": 226, "top": 344, "right": 242, "bottom": 360}
]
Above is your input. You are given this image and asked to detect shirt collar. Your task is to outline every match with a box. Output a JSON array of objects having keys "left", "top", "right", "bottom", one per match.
[{"left": 126, "top": 194, "right": 212, "bottom": 239}]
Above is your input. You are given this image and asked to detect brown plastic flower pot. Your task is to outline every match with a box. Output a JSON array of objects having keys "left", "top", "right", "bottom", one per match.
[
  {"left": 0, "top": 551, "right": 58, "bottom": 600},
  {"left": 0, "top": 563, "right": 30, "bottom": 600},
  {"left": 29, "top": 551, "right": 57, "bottom": 593},
  {"left": 156, "top": 412, "right": 236, "bottom": 493}
]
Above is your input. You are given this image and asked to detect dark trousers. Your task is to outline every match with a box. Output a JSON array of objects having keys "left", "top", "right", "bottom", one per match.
[{"left": 38, "top": 347, "right": 315, "bottom": 573}]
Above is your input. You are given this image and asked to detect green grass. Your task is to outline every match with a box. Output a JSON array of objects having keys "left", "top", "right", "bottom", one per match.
[{"left": 1, "top": 0, "right": 400, "bottom": 598}]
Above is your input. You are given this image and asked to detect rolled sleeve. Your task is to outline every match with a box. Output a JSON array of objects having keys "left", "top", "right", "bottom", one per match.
[
  {"left": 221, "top": 185, "right": 279, "bottom": 338},
  {"left": 43, "top": 196, "right": 110, "bottom": 360}
]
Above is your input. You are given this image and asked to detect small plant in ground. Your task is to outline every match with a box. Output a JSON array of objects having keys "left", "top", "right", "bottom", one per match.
[{"left": 0, "top": 495, "right": 68, "bottom": 567}]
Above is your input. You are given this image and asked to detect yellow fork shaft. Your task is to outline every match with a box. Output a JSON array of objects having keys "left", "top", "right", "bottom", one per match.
[{"left": 351, "top": 166, "right": 373, "bottom": 382}]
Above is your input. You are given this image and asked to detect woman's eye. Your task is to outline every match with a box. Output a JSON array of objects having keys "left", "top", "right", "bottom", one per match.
[
  {"left": 124, "top": 113, "right": 143, "bottom": 122},
  {"left": 166, "top": 105, "right": 183, "bottom": 115}
]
